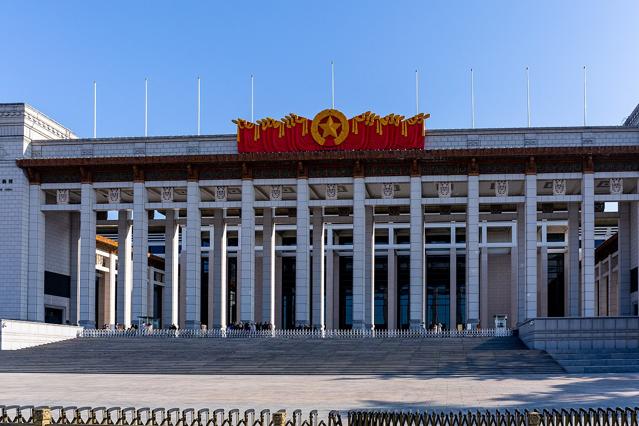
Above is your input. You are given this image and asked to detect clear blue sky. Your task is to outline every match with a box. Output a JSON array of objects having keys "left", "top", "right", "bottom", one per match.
[{"left": 1, "top": 1, "right": 638, "bottom": 138}]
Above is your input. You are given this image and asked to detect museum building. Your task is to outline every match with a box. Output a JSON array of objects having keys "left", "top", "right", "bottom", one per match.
[{"left": 1, "top": 102, "right": 638, "bottom": 331}]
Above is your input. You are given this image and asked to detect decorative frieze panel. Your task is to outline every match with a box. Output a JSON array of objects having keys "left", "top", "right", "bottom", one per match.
[
  {"left": 552, "top": 179, "right": 566, "bottom": 196},
  {"left": 215, "top": 186, "right": 227, "bottom": 202},
  {"left": 494, "top": 180, "right": 508, "bottom": 197},
  {"left": 437, "top": 182, "right": 452, "bottom": 198},
  {"left": 96, "top": 254, "right": 106, "bottom": 268},
  {"left": 160, "top": 187, "right": 174, "bottom": 202},
  {"left": 325, "top": 184, "right": 338, "bottom": 200},
  {"left": 107, "top": 188, "right": 121, "bottom": 204},
  {"left": 270, "top": 185, "right": 283, "bottom": 201},
  {"left": 382, "top": 183, "right": 395, "bottom": 199},
  {"left": 56, "top": 189, "right": 69, "bottom": 204},
  {"left": 609, "top": 178, "right": 623, "bottom": 195}
]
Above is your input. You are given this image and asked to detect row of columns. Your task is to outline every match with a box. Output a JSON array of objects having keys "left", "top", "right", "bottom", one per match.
[{"left": 27, "top": 169, "right": 616, "bottom": 328}]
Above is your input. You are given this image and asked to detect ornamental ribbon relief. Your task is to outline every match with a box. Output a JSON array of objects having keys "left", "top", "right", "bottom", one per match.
[
  {"left": 552, "top": 179, "right": 566, "bottom": 196},
  {"left": 382, "top": 183, "right": 395, "bottom": 199},
  {"left": 437, "top": 182, "right": 452, "bottom": 198},
  {"left": 215, "top": 186, "right": 227, "bottom": 202},
  {"left": 325, "top": 184, "right": 338, "bottom": 200},
  {"left": 609, "top": 178, "right": 623, "bottom": 195},
  {"left": 270, "top": 185, "right": 283, "bottom": 201},
  {"left": 161, "top": 187, "right": 174, "bottom": 202},
  {"left": 107, "top": 188, "right": 121, "bottom": 204},
  {"left": 56, "top": 189, "right": 69, "bottom": 204},
  {"left": 494, "top": 180, "right": 508, "bottom": 197}
]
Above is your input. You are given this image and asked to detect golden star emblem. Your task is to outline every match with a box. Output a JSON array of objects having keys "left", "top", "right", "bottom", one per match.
[{"left": 319, "top": 116, "right": 341, "bottom": 138}]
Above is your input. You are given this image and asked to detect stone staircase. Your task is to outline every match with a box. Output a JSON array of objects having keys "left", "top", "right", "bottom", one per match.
[
  {"left": 0, "top": 335, "right": 564, "bottom": 375},
  {"left": 549, "top": 349, "right": 639, "bottom": 373}
]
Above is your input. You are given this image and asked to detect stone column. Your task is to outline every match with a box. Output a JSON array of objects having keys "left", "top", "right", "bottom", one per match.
[
  {"left": 27, "top": 184, "right": 45, "bottom": 322},
  {"left": 466, "top": 175, "right": 480, "bottom": 324},
  {"left": 163, "top": 209, "right": 179, "bottom": 328},
  {"left": 409, "top": 174, "right": 424, "bottom": 329},
  {"left": 516, "top": 204, "right": 526, "bottom": 324},
  {"left": 581, "top": 171, "right": 595, "bottom": 316},
  {"left": 295, "top": 177, "right": 311, "bottom": 326},
  {"left": 212, "top": 209, "right": 227, "bottom": 329},
  {"left": 388, "top": 236, "right": 397, "bottom": 330},
  {"left": 132, "top": 181, "right": 149, "bottom": 327},
  {"left": 107, "top": 253, "right": 116, "bottom": 327},
  {"left": 240, "top": 178, "right": 255, "bottom": 324},
  {"left": 567, "top": 203, "right": 580, "bottom": 316},
  {"left": 449, "top": 225, "right": 457, "bottom": 330},
  {"left": 311, "top": 207, "right": 325, "bottom": 329},
  {"left": 510, "top": 219, "right": 519, "bottom": 327},
  {"left": 185, "top": 180, "right": 201, "bottom": 329},
  {"left": 79, "top": 183, "right": 96, "bottom": 328},
  {"left": 178, "top": 250, "right": 186, "bottom": 328},
  {"left": 262, "top": 208, "right": 275, "bottom": 327},
  {"left": 479, "top": 244, "right": 488, "bottom": 328},
  {"left": 325, "top": 228, "right": 335, "bottom": 330},
  {"left": 364, "top": 206, "right": 375, "bottom": 329},
  {"left": 69, "top": 213, "right": 81, "bottom": 325},
  {"left": 524, "top": 172, "right": 538, "bottom": 320},
  {"left": 539, "top": 245, "right": 548, "bottom": 317},
  {"left": 116, "top": 210, "right": 132, "bottom": 327},
  {"left": 617, "top": 202, "right": 632, "bottom": 316},
  {"left": 352, "top": 176, "right": 366, "bottom": 329}
]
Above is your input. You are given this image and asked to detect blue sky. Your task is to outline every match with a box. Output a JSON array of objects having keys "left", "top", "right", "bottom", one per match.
[{"left": 1, "top": 1, "right": 638, "bottom": 137}]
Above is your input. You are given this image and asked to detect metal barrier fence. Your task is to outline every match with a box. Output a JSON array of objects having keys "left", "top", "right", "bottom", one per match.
[
  {"left": 80, "top": 328, "right": 512, "bottom": 339},
  {"left": 2, "top": 406, "right": 638, "bottom": 426}
]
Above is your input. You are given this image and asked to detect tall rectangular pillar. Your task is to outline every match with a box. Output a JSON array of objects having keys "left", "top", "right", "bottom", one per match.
[
  {"left": 116, "top": 210, "right": 132, "bottom": 327},
  {"left": 617, "top": 202, "right": 632, "bottom": 316},
  {"left": 466, "top": 175, "right": 480, "bottom": 324},
  {"left": 107, "top": 253, "right": 116, "bottom": 327},
  {"left": 567, "top": 203, "right": 580, "bottom": 316},
  {"left": 163, "top": 209, "right": 179, "bottom": 328},
  {"left": 325, "top": 228, "right": 335, "bottom": 330},
  {"left": 240, "top": 179, "right": 255, "bottom": 324},
  {"left": 132, "top": 182, "right": 149, "bottom": 327},
  {"left": 211, "top": 209, "right": 227, "bottom": 329},
  {"left": 388, "top": 235, "right": 397, "bottom": 330},
  {"left": 479, "top": 245, "right": 488, "bottom": 328},
  {"left": 524, "top": 173, "right": 538, "bottom": 320},
  {"left": 79, "top": 183, "right": 96, "bottom": 328},
  {"left": 69, "top": 213, "right": 81, "bottom": 325},
  {"left": 364, "top": 206, "right": 375, "bottom": 328},
  {"left": 539, "top": 245, "right": 548, "bottom": 316},
  {"left": 581, "top": 172, "right": 595, "bottom": 316},
  {"left": 352, "top": 177, "right": 366, "bottom": 329},
  {"left": 262, "top": 208, "right": 275, "bottom": 327},
  {"left": 295, "top": 178, "right": 310, "bottom": 326},
  {"left": 185, "top": 181, "right": 201, "bottom": 328},
  {"left": 409, "top": 175, "right": 424, "bottom": 329},
  {"left": 27, "top": 184, "right": 45, "bottom": 322},
  {"left": 516, "top": 204, "right": 526, "bottom": 323},
  {"left": 449, "top": 225, "right": 457, "bottom": 330},
  {"left": 311, "top": 207, "right": 325, "bottom": 329}
]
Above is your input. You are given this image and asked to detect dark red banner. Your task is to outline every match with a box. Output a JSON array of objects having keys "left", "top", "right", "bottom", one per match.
[{"left": 234, "top": 109, "right": 429, "bottom": 153}]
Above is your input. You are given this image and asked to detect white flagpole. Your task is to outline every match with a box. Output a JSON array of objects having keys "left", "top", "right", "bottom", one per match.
[
  {"left": 144, "top": 78, "right": 148, "bottom": 137},
  {"left": 526, "top": 67, "right": 531, "bottom": 128},
  {"left": 470, "top": 68, "right": 475, "bottom": 129},
  {"left": 93, "top": 81, "right": 97, "bottom": 138},
  {"left": 415, "top": 69, "right": 419, "bottom": 115},
  {"left": 331, "top": 61, "right": 335, "bottom": 109},
  {"left": 251, "top": 74, "right": 254, "bottom": 122},
  {"left": 583, "top": 66, "right": 587, "bottom": 126},
  {"left": 197, "top": 77, "right": 201, "bottom": 135}
]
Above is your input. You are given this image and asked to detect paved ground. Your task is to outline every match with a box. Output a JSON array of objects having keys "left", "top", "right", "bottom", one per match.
[{"left": 1, "top": 373, "right": 638, "bottom": 415}]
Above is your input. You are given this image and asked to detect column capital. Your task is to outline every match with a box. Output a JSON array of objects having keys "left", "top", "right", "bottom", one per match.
[
  {"left": 132, "top": 165, "right": 144, "bottom": 183},
  {"left": 241, "top": 162, "right": 252, "bottom": 180},
  {"left": 186, "top": 164, "right": 199, "bottom": 181},
  {"left": 410, "top": 159, "right": 420, "bottom": 177},
  {"left": 582, "top": 155, "right": 594, "bottom": 173},
  {"left": 468, "top": 158, "right": 479, "bottom": 176},
  {"left": 353, "top": 160, "right": 364, "bottom": 178},
  {"left": 26, "top": 168, "right": 41, "bottom": 185},
  {"left": 297, "top": 161, "right": 308, "bottom": 179},
  {"left": 80, "top": 166, "right": 93, "bottom": 184},
  {"left": 525, "top": 156, "right": 536, "bottom": 175}
]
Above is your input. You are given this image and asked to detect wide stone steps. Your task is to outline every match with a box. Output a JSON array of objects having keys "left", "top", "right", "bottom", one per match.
[
  {"left": 0, "top": 336, "right": 564, "bottom": 375},
  {"left": 550, "top": 350, "right": 639, "bottom": 373}
]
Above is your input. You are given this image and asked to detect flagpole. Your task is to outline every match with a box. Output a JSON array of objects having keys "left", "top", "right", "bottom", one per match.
[
  {"left": 93, "top": 81, "right": 97, "bottom": 138},
  {"left": 415, "top": 69, "right": 419, "bottom": 115},
  {"left": 526, "top": 67, "right": 531, "bottom": 128},
  {"left": 197, "top": 77, "right": 201, "bottom": 136},
  {"left": 144, "top": 78, "right": 148, "bottom": 137},
  {"left": 583, "top": 66, "right": 587, "bottom": 126},
  {"left": 331, "top": 61, "right": 335, "bottom": 109},
  {"left": 251, "top": 74, "right": 254, "bottom": 122},
  {"left": 470, "top": 68, "right": 475, "bottom": 129}
]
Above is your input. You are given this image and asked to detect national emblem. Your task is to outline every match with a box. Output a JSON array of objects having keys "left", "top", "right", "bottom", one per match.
[{"left": 310, "top": 109, "right": 349, "bottom": 146}]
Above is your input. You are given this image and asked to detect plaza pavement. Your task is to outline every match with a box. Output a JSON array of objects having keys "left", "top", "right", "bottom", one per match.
[{"left": 1, "top": 373, "right": 638, "bottom": 415}]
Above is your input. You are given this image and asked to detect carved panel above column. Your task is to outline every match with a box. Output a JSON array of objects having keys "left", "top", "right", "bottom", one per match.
[
  {"left": 270, "top": 185, "right": 283, "bottom": 201},
  {"left": 382, "top": 183, "right": 395, "bottom": 199},
  {"left": 56, "top": 189, "right": 69, "bottom": 204},
  {"left": 215, "top": 186, "right": 227, "bottom": 202},
  {"left": 107, "top": 188, "right": 121, "bottom": 203},
  {"left": 552, "top": 179, "right": 566, "bottom": 196},
  {"left": 326, "top": 184, "right": 338, "bottom": 200},
  {"left": 609, "top": 178, "right": 623, "bottom": 195},
  {"left": 494, "top": 180, "right": 508, "bottom": 197},
  {"left": 437, "top": 182, "right": 452, "bottom": 198},
  {"left": 161, "top": 187, "right": 174, "bottom": 202}
]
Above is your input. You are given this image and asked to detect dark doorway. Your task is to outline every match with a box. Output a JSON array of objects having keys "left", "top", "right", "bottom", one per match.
[
  {"left": 339, "top": 256, "right": 353, "bottom": 329},
  {"left": 456, "top": 254, "right": 467, "bottom": 327},
  {"left": 201, "top": 258, "right": 208, "bottom": 326},
  {"left": 426, "top": 255, "right": 450, "bottom": 329},
  {"left": 282, "top": 256, "right": 296, "bottom": 329},
  {"left": 44, "top": 307, "right": 63, "bottom": 324},
  {"left": 153, "top": 284, "right": 163, "bottom": 328},
  {"left": 374, "top": 256, "right": 388, "bottom": 329},
  {"left": 397, "top": 255, "right": 410, "bottom": 329},
  {"left": 227, "top": 257, "right": 238, "bottom": 325},
  {"left": 547, "top": 252, "right": 565, "bottom": 317}
]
